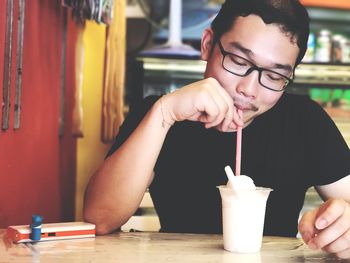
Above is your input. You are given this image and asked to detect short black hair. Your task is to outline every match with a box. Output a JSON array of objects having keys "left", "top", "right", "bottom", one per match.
[{"left": 211, "top": 0, "right": 310, "bottom": 66}]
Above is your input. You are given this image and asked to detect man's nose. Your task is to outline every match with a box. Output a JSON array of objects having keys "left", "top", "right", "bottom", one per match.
[{"left": 236, "top": 69, "right": 259, "bottom": 98}]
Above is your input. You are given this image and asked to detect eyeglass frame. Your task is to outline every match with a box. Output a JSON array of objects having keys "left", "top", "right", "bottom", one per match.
[{"left": 217, "top": 40, "right": 294, "bottom": 92}]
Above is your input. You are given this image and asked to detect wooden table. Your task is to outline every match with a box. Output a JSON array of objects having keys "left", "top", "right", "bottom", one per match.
[{"left": 0, "top": 230, "right": 346, "bottom": 262}]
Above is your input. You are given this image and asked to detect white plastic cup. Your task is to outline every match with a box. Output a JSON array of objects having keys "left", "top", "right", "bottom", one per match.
[{"left": 217, "top": 185, "right": 272, "bottom": 253}]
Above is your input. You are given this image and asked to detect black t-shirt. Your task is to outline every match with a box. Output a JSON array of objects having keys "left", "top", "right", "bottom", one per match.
[{"left": 107, "top": 93, "right": 350, "bottom": 237}]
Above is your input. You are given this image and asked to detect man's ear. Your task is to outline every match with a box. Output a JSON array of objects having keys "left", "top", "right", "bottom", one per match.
[{"left": 201, "top": 28, "right": 214, "bottom": 61}]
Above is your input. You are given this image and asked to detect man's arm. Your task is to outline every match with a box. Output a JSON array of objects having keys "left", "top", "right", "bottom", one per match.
[
  {"left": 83, "top": 99, "right": 171, "bottom": 235},
  {"left": 83, "top": 78, "right": 241, "bottom": 235},
  {"left": 316, "top": 174, "right": 350, "bottom": 201},
  {"left": 299, "top": 175, "right": 350, "bottom": 259}
]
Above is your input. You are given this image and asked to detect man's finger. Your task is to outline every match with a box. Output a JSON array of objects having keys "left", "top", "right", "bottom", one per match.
[
  {"left": 322, "top": 230, "right": 350, "bottom": 254},
  {"left": 315, "top": 199, "right": 346, "bottom": 230},
  {"left": 307, "top": 200, "right": 350, "bottom": 250},
  {"left": 298, "top": 209, "right": 318, "bottom": 243},
  {"left": 335, "top": 247, "right": 350, "bottom": 260}
]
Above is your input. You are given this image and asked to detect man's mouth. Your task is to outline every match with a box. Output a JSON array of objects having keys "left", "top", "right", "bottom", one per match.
[{"left": 234, "top": 101, "right": 259, "bottom": 112}]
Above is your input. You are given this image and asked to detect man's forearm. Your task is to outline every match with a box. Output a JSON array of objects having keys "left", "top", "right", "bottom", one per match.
[{"left": 83, "top": 99, "right": 171, "bottom": 235}]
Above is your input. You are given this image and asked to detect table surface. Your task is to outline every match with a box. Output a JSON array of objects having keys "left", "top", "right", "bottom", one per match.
[{"left": 1, "top": 230, "right": 348, "bottom": 263}]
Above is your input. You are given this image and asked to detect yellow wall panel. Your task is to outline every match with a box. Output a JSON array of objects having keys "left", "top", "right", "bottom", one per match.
[{"left": 75, "top": 21, "right": 112, "bottom": 220}]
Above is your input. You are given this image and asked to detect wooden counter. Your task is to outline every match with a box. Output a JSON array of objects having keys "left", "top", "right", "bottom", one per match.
[{"left": 0, "top": 230, "right": 343, "bottom": 262}]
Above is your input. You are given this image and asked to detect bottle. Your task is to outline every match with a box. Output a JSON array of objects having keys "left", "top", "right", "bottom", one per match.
[
  {"left": 341, "top": 37, "right": 350, "bottom": 63},
  {"left": 320, "top": 89, "right": 332, "bottom": 107},
  {"left": 331, "top": 89, "right": 343, "bottom": 107},
  {"left": 331, "top": 34, "right": 343, "bottom": 63},
  {"left": 303, "top": 33, "right": 316, "bottom": 63},
  {"left": 309, "top": 88, "right": 323, "bottom": 105},
  {"left": 315, "top": 30, "right": 332, "bottom": 63},
  {"left": 342, "top": 90, "right": 350, "bottom": 109}
]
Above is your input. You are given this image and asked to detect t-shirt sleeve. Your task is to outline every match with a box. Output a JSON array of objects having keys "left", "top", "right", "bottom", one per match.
[
  {"left": 105, "top": 95, "right": 160, "bottom": 158},
  {"left": 305, "top": 99, "right": 350, "bottom": 186}
]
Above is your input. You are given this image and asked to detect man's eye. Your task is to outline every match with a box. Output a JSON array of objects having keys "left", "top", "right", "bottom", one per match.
[
  {"left": 266, "top": 72, "right": 284, "bottom": 81},
  {"left": 229, "top": 55, "right": 248, "bottom": 66}
]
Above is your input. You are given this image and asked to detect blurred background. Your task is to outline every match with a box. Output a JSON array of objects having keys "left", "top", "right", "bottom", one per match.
[{"left": 0, "top": 0, "right": 349, "bottom": 232}]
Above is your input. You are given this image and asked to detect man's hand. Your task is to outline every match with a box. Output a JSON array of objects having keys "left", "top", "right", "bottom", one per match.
[
  {"left": 298, "top": 198, "right": 350, "bottom": 259},
  {"left": 162, "top": 77, "right": 243, "bottom": 132}
]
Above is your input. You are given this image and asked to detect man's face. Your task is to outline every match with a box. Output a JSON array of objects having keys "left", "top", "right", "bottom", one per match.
[{"left": 202, "top": 15, "right": 300, "bottom": 125}]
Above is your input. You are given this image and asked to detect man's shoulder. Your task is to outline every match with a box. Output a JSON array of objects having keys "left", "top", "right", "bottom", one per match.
[
  {"left": 276, "top": 93, "right": 324, "bottom": 115},
  {"left": 280, "top": 93, "right": 315, "bottom": 107},
  {"left": 257, "top": 92, "right": 331, "bottom": 130},
  {"left": 274, "top": 93, "right": 337, "bottom": 135}
]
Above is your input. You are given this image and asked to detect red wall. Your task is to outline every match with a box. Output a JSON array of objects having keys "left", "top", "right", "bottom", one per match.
[{"left": 0, "top": 1, "right": 77, "bottom": 227}]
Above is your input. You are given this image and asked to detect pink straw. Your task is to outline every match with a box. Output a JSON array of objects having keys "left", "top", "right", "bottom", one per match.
[{"left": 235, "top": 110, "right": 243, "bottom": 176}]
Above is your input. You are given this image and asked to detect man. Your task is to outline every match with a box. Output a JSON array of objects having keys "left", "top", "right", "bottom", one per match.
[{"left": 84, "top": 0, "right": 350, "bottom": 259}]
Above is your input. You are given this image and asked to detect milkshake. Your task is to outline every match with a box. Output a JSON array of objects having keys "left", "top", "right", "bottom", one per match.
[{"left": 218, "top": 170, "right": 272, "bottom": 253}]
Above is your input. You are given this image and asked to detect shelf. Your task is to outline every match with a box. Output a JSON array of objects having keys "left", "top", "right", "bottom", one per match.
[
  {"left": 139, "top": 57, "right": 350, "bottom": 87},
  {"left": 140, "top": 57, "right": 206, "bottom": 73},
  {"left": 294, "top": 63, "right": 350, "bottom": 86}
]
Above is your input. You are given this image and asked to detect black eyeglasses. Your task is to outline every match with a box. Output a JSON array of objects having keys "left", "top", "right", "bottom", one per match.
[{"left": 218, "top": 40, "right": 293, "bottom": 92}]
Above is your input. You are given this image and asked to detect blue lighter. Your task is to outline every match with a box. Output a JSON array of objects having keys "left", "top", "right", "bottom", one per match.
[{"left": 30, "top": 214, "right": 43, "bottom": 241}]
